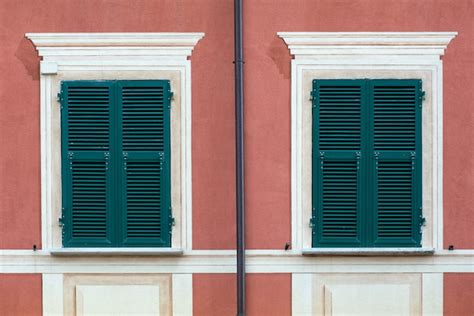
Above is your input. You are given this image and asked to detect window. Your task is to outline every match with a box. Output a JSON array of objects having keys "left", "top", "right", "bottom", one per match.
[
  {"left": 312, "top": 79, "right": 422, "bottom": 247},
  {"left": 27, "top": 32, "right": 203, "bottom": 252},
  {"left": 60, "top": 80, "right": 172, "bottom": 247},
  {"left": 278, "top": 32, "right": 456, "bottom": 252}
]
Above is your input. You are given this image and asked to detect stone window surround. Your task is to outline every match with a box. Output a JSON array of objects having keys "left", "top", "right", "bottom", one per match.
[
  {"left": 278, "top": 32, "right": 457, "bottom": 253},
  {"left": 26, "top": 32, "right": 204, "bottom": 254}
]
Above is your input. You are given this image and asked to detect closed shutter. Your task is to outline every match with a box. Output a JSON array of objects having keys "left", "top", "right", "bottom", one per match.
[
  {"left": 370, "top": 80, "right": 422, "bottom": 247},
  {"left": 118, "top": 81, "right": 171, "bottom": 247},
  {"left": 61, "top": 81, "right": 115, "bottom": 247},
  {"left": 61, "top": 80, "right": 171, "bottom": 247},
  {"left": 312, "top": 80, "right": 365, "bottom": 247},
  {"left": 312, "top": 79, "right": 422, "bottom": 248}
]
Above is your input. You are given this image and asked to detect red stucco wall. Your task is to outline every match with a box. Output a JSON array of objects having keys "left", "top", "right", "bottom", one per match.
[
  {"left": 243, "top": 0, "right": 474, "bottom": 249},
  {"left": 193, "top": 274, "right": 291, "bottom": 316},
  {"left": 444, "top": 273, "right": 474, "bottom": 316},
  {"left": 0, "top": 274, "right": 42, "bottom": 315},
  {"left": 0, "top": 1, "right": 472, "bottom": 250},
  {"left": 0, "top": 0, "right": 473, "bottom": 314},
  {"left": 193, "top": 274, "right": 236, "bottom": 316},
  {"left": 247, "top": 274, "right": 291, "bottom": 316},
  {"left": 0, "top": 0, "right": 236, "bottom": 249}
]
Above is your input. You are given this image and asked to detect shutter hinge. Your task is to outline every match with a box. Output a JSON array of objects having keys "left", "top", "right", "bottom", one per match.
[
  {"left": 168, "top": 91, "right": 174, "bottom": 108},
  {"left": 309, "top": 213, "right": 317, "bottom": 234},
  {"left": 419, "top": 91, "right": 425, "bottom": 107},
  {"left": 419, "top": 206, "right": 426, "bottom": 233},
  {"left": 58, "top": 211, "right": 65, "bottom": 228},
  {"left": 420, "top": 216, "right": 426, "bottom": 226},
  {"left": 419, "top": 206, "right": 425, "bottom": 226},
  {"left": 169, "top": 207, "right": 175, "bottom": 229},
  {"left": 57, "top": 92, "right": 64, "bottom": 106},
  {"left": 310, "top": 91, "right": 317, "bottom": 107}
]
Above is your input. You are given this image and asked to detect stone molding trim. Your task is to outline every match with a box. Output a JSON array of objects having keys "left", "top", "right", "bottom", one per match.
[
  {"left": 26, "top": 32, "right": 204, "bottom": 59},
  {"left": 278, "top": 32, "right": 457, "bottom": 57},
  {"left": 26, "top": 32, "right": 204, "bottom": 251},
  {"left": 278, "top": 32, "right": 457, "bottom": 251}
]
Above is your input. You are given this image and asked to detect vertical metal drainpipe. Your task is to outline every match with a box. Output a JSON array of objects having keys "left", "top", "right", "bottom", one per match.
[{"left": 234, "top": 0, "right": 245, "bottom": 315}]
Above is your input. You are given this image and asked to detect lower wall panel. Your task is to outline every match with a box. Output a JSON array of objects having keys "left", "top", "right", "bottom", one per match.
[
  {"left": 193, "top": 273, "right": 291, "bottom": 316},
  {"left": 4, "top": 271, "right": 474, "bottom": 315},
  {"left": 0, "top": 274, "right": 42, "bottom": 316},
  {"left": 444, "top": 273, "right": 474, "bottom": 316},
  {"left": 42, "top": 273, "right": 192, "bottom": 316},
  {"left": 292, "top": 272, "right": 443, "bottom": 316}
]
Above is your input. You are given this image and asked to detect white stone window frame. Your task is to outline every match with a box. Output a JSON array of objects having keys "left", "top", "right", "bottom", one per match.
[
  {"left": 278, "top": 32, "right": 457, "bottom": 253},
  {"left": 27, "top": 33, "right": 204, "bottom": 253}
]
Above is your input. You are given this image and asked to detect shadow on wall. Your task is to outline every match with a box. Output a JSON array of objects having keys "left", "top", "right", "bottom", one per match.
[
  {"left": 15, "top": 37, "right": 40, "bottom": 81},
  {"left": 268, "top": 36, "right": 291, "bottom": 80}
]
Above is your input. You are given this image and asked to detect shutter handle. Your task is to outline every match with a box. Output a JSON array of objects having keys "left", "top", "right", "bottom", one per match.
[
  {"left": 104, "top": 152, "right": 110, "bottom": 170},
  {"left": 122, "top": 152, "right": 128, "bottom": 170}
]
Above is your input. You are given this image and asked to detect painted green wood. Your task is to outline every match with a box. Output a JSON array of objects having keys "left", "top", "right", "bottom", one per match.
[
  {"left": 369, "top": 80, "right": 422, "bottom": 247},
  {"left": 61, "top": 81, "right": 116, "bottom": 247},
  {"left": 312, "top": 79, "right": 422, "bottom": 248},
  {"left": 117, "top": 81, "right": 171, "bottom": 247},
  {"left": 312, "top": 80, "right": 365, "bottom": 247},
  {"left": 60, "top": 80, "right": 171, "bottom": 247}
]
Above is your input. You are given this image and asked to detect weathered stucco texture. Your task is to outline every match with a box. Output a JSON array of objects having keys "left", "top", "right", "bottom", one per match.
[
  {"left": 193, "top": 273, "right": 291, "bottom": 316},
  {"left": 0, "top": 0, "right": 472, "bottom": 250},
  {"left": 444, "top": 273, "right": 474, "bottom": 316},
  {"left": 0, "top": 0, "right": 236, "bottom": 249},
  {"left": 193, "top": 274, "right": 236, "bottom": 316},
  {"left": 0, "top": 274, "right": 42, "bottom": 315},
  {"left": 246, "top": 274, "right": 291, "bottom": 316},
  {"left": 243, "top": 0, "right": 473, "bottom": 249}
]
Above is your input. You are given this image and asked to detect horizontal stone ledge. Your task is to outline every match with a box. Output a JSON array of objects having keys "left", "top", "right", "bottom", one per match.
[
  {"left": 302, "top": 248, "right": 435, "bottom": 256},
  {"left": 49, "top": 248, "right": 184, "bottom": 257}
]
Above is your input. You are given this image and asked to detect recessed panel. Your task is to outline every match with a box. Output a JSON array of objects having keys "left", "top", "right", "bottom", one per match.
[
  {"left": 63, "top": 274, "right": 172, "bottom": 316},
  {"left": 324, "top": 284, "right": 410, "bottom": 316},
  {"left": 76, "top": 285, "right": 160, "bottom": 316},
  {"left": 313, "top": 273, "right": 421, "bottom": 315}
]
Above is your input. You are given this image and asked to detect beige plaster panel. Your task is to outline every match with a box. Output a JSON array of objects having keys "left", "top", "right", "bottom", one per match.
[
  {"left": 64, "top": 274, "right": 172, "bottom": 316},
  {"left": 313, "top": 273, "right": 421, "bottom": 316},
  {"left": 51, "top": 71, "right": 182, "bottom": 248}
]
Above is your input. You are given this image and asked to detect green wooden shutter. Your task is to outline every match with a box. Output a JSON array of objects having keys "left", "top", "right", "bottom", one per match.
[
  {"left": 61, "top": 80, "right": 172, "bottom": 248},
  {"left": 369, "top": 80, "right": 422, "bottom": 247},
  {"left": 61, "top": 81, "right": 116, "bottom": 247},
  {"left": 312, "top": 79, "right": 422, "bottom": 248},
  {"left": 118, "top": 81, "right": 172, "bottom": 247},
  {"left": 312, "top": 80, "right": 365, "bottom": 247}
]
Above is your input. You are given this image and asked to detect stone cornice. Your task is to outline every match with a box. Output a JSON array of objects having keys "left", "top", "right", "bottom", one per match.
[
  {"left": 26, "top": 32, "right": 204, "bottom": 60},
  {"left": 278, "top": 32, "right": 457, "bottom": 57}
]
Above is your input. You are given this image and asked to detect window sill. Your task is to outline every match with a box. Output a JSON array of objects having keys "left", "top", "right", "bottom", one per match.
[
  {"left": 49, "top": 248, "right": 184, "bottom": 256},
  {"left": 302, "top": 248, "right": 435, "bottom": 256}
]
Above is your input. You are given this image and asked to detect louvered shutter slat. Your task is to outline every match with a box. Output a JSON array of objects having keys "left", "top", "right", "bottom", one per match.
[
  {"left": 119, "top": 81, "right": 171, "bottom": 247},
  {"left": 312, "top": 79, "right": 422, "bottom": 248},
  {"left": 61, "top": 82, "right": 115, "bottom": 247},
  {"left": 370, "top": 80, "right": 422, "bottom": 247},
  {"left": 313, "top": 80, "right": 364, "bottom": 247}
]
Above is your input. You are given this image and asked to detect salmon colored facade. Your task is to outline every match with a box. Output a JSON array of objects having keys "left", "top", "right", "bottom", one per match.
[{"left": 0, "top": 0, "right": 473, "bottom": 315}]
